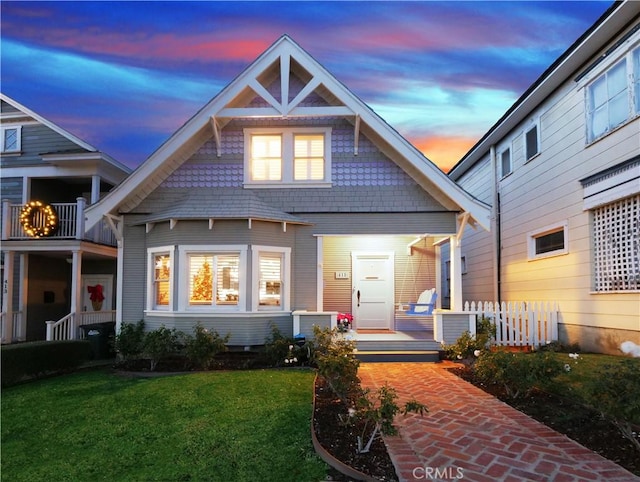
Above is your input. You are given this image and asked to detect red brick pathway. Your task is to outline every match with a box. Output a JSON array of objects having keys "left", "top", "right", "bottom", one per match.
[{"left": 358, "top": 362, "right": 639, "bottom": 482}]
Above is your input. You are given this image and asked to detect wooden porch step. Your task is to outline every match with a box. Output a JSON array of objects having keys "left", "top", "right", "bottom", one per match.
[{"left": 354, "top": 350, "right": 441, "bottom": 363}]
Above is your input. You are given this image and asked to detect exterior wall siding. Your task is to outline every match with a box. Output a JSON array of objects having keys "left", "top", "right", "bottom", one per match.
[{"left": 453, "top": 24, "right": 640, "bottom": 353}]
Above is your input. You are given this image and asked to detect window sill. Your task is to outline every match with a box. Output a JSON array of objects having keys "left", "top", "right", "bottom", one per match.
[
  {"left": 244, "top": 182, "right": 332, "bottom": 189},
  {"left": 527, "top": 250, "right": 569, "bottom": 262}
]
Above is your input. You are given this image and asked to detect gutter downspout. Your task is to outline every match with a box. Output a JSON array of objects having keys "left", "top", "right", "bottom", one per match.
[{"left": 490, "top": 145, "right": 501, "bottom": 304}]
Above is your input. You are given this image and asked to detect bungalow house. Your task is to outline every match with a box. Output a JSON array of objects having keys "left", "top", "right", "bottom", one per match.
[
  {"left": 84, "top": 35, "right": 490, "bottom": 353},
  {"left": 1, "top": 93, "right": 131, "bottom": 342},
  {"left": 448, "top": 1, "right": 640, "bottom": 354}
]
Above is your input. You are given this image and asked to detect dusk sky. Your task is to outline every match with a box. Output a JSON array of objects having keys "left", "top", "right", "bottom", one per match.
[{"left": 1, "top": 1, "right": 614, "bottom": 172}]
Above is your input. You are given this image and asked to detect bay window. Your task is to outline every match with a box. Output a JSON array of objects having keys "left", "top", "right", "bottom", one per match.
[
  {"left": 187, "top": 253, "right": 240, "bottom": 307},
  {"left": 148, "top": 247, "right": 174, "bottom": 310}
]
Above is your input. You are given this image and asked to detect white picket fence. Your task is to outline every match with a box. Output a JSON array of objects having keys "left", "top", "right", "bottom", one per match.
[{"left": 464, "top": 301, "right": 559, "bottom": 348}]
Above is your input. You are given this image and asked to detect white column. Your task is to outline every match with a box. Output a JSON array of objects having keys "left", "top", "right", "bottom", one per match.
[
  {"left": 434, "top": 244, "right": 442, "bottom": 310},
  {"left": 449, "top": 235, "right": 463, "bottom": 311},
  {"left": 115, "top": 238, "right": 124, "bottom": 333},
  {"left": 70, "top": 251, "right": 83, "bottom": 339},
  {"left": 316, "top": 236, "right": 323, "bottom": 311},
  {"left": 91, "top": 175, "right": 101, "bottom": 204},
  {"left": 2, "top": 200, "right": 10, "bottom": 240},
  {"left": 2, "top": 250, "right": 14, "bottom": 343},
  {"left": 75, "top": 197, "right": 86, "bottom": 240}
]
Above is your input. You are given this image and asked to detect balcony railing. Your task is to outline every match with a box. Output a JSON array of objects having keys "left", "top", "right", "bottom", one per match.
[{"left": 2, "top": 198, "right": 116, "bottom": 246}]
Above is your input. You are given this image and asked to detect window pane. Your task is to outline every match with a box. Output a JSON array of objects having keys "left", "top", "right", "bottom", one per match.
[
  {"left": 154, "top": 255, "right": 170, "bottom": 306},
  {"left": 525, "top": 126, "right": 538, "bottom": 160},
  {"left": 3, "top": 128, "right": 17, "bottom": 151},
  {"left": 589, "top": 76, "right": 607, "bottom": 110},
  {"left": 189, "top": 255, "right": 213, "bottom": 305},
  {"left": 607, "top": 61, "right": 626, "bottom": 98},
  {"left": 634, "top": 48, "right": 640, "bottom": 114},
  {"left": 591, "top": 105, "right": 608, "bottom": 139},
  {"left": 259, "top": 254, "right": 282, "bottom": 306},
  {"left": 294, "top": 134, "right": 324, "bottom": 180},
  {"left": 535, "top": 230, "right": 565, "bottom": 255},
  {"left": 501, "top": 149, "right": 511, "bottom": 177},
  {"left": 216, "top": 255, "right": 239, "bottom": 305},
  {"left": 251, "top": 135, "right": 282, "bottom": 181}
]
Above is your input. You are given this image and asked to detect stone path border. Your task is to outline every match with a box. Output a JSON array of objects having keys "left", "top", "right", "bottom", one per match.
[{"left": 358, "top": 362, "right": 639, "bottom": 482}]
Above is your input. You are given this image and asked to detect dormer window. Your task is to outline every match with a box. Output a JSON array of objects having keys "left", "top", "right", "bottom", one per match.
[
  {"left": 244, "top": 127, "right": 331, "bottom": 187},
  {"left": 1, "top": 126, "right": 21, "bottom": 153}
]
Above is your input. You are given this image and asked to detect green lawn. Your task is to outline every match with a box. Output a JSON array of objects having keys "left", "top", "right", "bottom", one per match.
[{"left": 1, "top": 369, "right": 328, "bottom": 482}]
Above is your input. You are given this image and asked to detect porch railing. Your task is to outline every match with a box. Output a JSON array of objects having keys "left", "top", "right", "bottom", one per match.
[
  {"left": 464, "top": 301, "right": 559, "bottom": 349},
  {"left": 46, "top": 310, "right": 116, "bottom": 341},
  {"left": 2, "top": 199, "right": 116, "bottom": 246},
  {"left": 0, "top": 311, "right": 24, "bottom": 343}
]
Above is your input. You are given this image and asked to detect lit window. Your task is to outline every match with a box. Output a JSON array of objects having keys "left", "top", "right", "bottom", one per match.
[
  {"left": 500, "top": 148, "right": 511, "bottom": 177},
  {"left": 188, "top": 254, "right": 239, "bottom": 307},
  {"left": 251, "top": 135, "right": 282, "bottom": 181},
  {"left": 294, "top": 134, "right": 324, "bottom": 180},
  {"left": 244, "top": 127, "right": 331, "bottom": 186},
  {"left": 1, "top": 126, "right": 21, "bottom": 152},
  {"left": 153, "top": 253, "right": 171, "bottom": 308},
  {"left": 258, "top": 253, "right": 282, "bottom": 307},
  {"left": 528, "top": 223, "right": 568, "bottom": 260},
  {"left": 525, "top": 125, "right": 539, "bottom": 161}
]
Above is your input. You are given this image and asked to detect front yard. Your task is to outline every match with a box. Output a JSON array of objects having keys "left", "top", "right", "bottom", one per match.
[{"left": 1, "top": 369, "right": 327, "bottom": 482}]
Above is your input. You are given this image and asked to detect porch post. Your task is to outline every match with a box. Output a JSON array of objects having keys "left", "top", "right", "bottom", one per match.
[
  {"left": 2, "top": 200, "right": 10, "bottom": 240},
  {"left": 90, "top": 175, "right": 101, "bottom": 204},
  {"left": 75, "top": 197, "right": 86, "bottom": 240},
  {"left": 70, "top": 250, "right": 83, "bottom": 339},
  {"left": 2, "top": 250, "right": 14, "bottom": 343},
  {"left": 115, "top": 238, "right": 124, "bottom": 333},
  {"left": 316, "top": 236, "right": 323, "bottom": 311},
  {"left": 434, "top": 244, "right": 442, "bottom": 310},
  {"left": 449, "top": 235, "right": 463, "bottom": 311}
]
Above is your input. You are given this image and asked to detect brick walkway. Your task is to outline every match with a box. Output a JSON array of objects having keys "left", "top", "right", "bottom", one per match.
[{"left": 358, "top": 362, "right": 639, "bottom": 482}]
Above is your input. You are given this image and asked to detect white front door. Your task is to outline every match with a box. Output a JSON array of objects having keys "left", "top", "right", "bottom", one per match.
[
  {"left": 352, "top": 252, "right": 394, "bottom": 330},
  {"left": 81, "top": 275, "right": 113, "bottom": 312}
]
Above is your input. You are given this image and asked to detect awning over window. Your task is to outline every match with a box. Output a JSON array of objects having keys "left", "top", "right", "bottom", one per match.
[{"left": 580, "top": 155, "right": 640, "bottom": 210}]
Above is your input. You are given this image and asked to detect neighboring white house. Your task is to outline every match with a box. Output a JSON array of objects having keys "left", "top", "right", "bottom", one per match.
[
  {"left": 1, "top": 93, "right": 131, "bottom": 342},
  {"left": 448, "top": 1, "right": 640, "bottom": 353}
]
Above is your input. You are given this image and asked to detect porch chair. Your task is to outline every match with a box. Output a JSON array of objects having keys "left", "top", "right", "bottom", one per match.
[{"left": 404, "top": 288, "right": 437, "bottom": 316}]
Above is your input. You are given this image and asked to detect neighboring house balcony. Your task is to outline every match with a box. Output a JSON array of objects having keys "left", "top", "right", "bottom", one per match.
[{"left": 1, "top": 197, "right": 116, "bottom": 246}]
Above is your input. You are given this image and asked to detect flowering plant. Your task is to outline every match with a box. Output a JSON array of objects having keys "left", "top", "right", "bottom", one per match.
[{"left": 337, "top": 312, "right": 353, "bottom": 333}]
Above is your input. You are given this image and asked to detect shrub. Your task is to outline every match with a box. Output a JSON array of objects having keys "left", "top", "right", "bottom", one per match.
[
  {"left": 443, "top": 316, "right": 495, "bottom": 361},
  {"left": 143, "top": 326, "right": 181, "bottom": 371},
  {"left": 537, "top": 340, "right": 581, "bottom": 353},
  {"left": 354, "top": 384, "right": 427, "bottom": 453},
  {"left": 473, "top": 349, "right": 563, "bottom": 399},
  {"left": 263, "top": 324, "right": 310, "bottom": 367},
  {"left": 114, "top": 320, "right": 145, "bottom": 361},
  {"left": 1, "top": 341, "right": 91, "bottom": 387},
  {"left": 184, "top": 324, "right": 230, "bottom": 369},
  {"left": 582, "top": 359, "right": 640, "bottom": 453},
  {"left": 312, "top": 325, "right": 360, "bottom": 401}
]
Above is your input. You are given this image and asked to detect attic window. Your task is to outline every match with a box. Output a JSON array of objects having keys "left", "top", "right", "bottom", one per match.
[
  {"left": 1, "top": 126, "right": 21, "bottom": 153},
  {"left": 244, "top": 127, "right": 331, "bottom": 188}
]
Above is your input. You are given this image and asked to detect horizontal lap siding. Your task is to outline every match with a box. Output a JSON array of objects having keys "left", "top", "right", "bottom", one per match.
[
  {"left": 455, "top": 29, "right": 640, "bottom": 336},
  {"left": 121, "top": 222, "right": 147, "bottom": 323},
  {"left": 145, "top": 315, "right": 291, "bottom": 346},
  {"left": 456, "top": 156, "right": 495, "bottom": 302}
]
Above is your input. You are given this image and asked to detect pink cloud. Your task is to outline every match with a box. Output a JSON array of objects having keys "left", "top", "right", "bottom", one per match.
[{"left": 410, "top": 135, "right": 478, "bottom": 173}]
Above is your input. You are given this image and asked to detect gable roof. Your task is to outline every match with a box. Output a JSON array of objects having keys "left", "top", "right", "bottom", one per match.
[
  {"left": 0, "top": 92, "right": 131, "bottom": 174},
  {"left": 85, "top": 35, "right": 490, "bottom": 230},
  {"left": 448, "top": 1, "right": 639, "bottom": 180}
]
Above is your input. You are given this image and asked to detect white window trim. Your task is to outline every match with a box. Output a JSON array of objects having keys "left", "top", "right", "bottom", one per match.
[
  {"left": 499, "top": 146, "right": 512, "bottom": 179},
  {"left": 251, "top": 245, "right": 291, "bottom": 312},
  {"left": 584, "top": 44, "right": 640, "bottom": 144},
  {"left": 527, "top": 222, "right": 569, "bottom": 261},
  {"left": 243, "top": 127, "right": 332, "bottom": 188},
  {"left": 177, "top": 245, "right": 247, "bottom": 312},
  {"left": 146, "top": 246, "right": 175, "bottom": 312},
  {"left": 524, "top": 122, "right": 540, "bottom": 163},
  {"left": 1, "top": 125, "right": 22, "bottom": 153}
]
